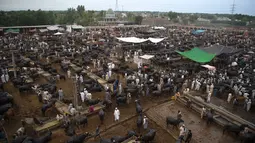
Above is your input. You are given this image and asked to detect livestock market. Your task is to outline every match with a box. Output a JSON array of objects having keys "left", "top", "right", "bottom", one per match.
[{"left": 0, "top": 24, "right": 255, "bottom": 143}]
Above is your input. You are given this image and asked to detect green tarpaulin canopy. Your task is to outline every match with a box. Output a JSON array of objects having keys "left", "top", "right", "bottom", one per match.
[
  {"left": 176, "top": 48, "right": 216, "bottom": 63},
  {"left": 5, "top": 28, "right": 20, "bottom": 33}
]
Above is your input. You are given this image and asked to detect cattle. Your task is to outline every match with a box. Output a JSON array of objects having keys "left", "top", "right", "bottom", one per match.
[
  {"left": 166, "top": 116, "right": 184, "bottom": 129},
  {"left": 137, "top": 113, "right": 143, "bottom": 133},
  {"left": 206, "top": 111, "right": 213, "bottom": 125},
  {"left": 66, "top": 132, "right": 91, "bottom": 143},
  {"left": 152, "top": 90, "right": 162, "bottom": 96},
  {"left": 111, "top": 136, "right": 126, "bottom": 143},
  {"left": 0, "top": 103, "right": 12, "bottom": 115},
  {"left": 126, "top": 130, "right": 137, "bottom": 138},
  {"left": 33, "top": 131, "right": 52, "bottom": 143},
  {"left": 74, "top": 115, "right": 88, "bottom": 128},
  {"left": 64, "top": 123, "right": 76, "bottom": 136},
  {"left": 141, "top": 129, "right": 156, "bottom": 143},
  {"left": 135, "top": 100, "right": 142, "bottom": 114},
  {"left": 86, "top": 99, "right": 101, "bottom": 106},
  {"left": 0, "top": 95, "right": 13, "bottom": 105},
  {"left": 100, "top": 138, "right": 112, "bottom": 143},
  {"left": 240, "top": 132, "right": 255, "bottom": 143},
  {"left": 223, "top": 124, "right": 247, "bottom": 135},
  {"left": 41, "top": 100, "right": 56, "bottom": 116},
  {"left": 18, "top": 84, "right": 32, "bottom": 92},
  {"left": 12, "top": 135, "right": 32, "bottom": 143},
  {"left": 116, "top": 96, "right": 127, "bottom": 106}
]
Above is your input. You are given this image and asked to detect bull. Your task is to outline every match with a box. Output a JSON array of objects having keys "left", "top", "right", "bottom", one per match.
[
  {"left": 141, "top": 129, "right": 156, "bottom": 143},
  {"left": 166, "top": 116, "right": 184, "bottom": 129},
  {"left": 33, "top": 131, "right": 52, "bottom": 143},
  {"left": 66, "top": 132, "right": 91, "bottom": 143}
]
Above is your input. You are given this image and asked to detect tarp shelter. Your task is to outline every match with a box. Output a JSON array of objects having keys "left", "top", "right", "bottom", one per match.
[
  {"left": 200, "top": 45, "right": 241, "bottom": 56},
  {"left": 117, "top": 37, "right": 148, "bottom": 43},
  {"left": 148, "top": 38, "right": 165, "bottom": 43},
  {"left": 5, "top": 28, "right": 20, "bottom": 33},
  {"left": 152, "top": 26, "right": 166, "bottom": 30},
  {"left": 116, "top": 37, "right": 165, "bottom": 44},
  {"left": 72, "top": 25, "right": 84, "bottom": 30},
  {"left": 29, "top": 29, "right": 36, "bottom": 32},
  {"left": 139, "top": 54, "right": 154, "bottom": 64},
  {"left": 47, "top": 25, "right": 59, "bottom": 31},
  {"left": 192, "top": 29, "right": 205, "bottom": 35},
  {"left": 54, "top": 32, "right": 64, "bottom": 35},
  {"left": 201, "top": 64, "right": 216, "bottom": 71},
  {"left": 176, "top": 48, "right": 216, "bottom": 63},
  {"left": 39, "top": 29, "right": 48, "bottom": 33}
]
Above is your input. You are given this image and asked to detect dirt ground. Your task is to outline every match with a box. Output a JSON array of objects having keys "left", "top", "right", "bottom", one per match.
[
  {"left": 2, "top": 60, "right": 237, "bottom": 143},
  {"left": 146, "top": 101, "right": 239, "bottom": 143}
]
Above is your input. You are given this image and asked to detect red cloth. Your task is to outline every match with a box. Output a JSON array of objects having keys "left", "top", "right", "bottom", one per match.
[{"left": 89, "top": 106, "right": 94, "bottom": 112}]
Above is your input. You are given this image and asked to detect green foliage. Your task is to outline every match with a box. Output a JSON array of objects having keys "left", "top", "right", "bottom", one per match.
[
  {"left": 167, "top": 11, "right": 178, "bottom": 20},
  {"left": 134, "top": 16, "right": 143, "bottom": 25}
]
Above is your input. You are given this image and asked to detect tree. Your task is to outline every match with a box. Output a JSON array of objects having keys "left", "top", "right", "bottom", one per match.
[
  {"left": 77, "top": 5, "right": 85, "bottom": 17},
  {"left": 189, "top": 15, "right": 198, "bottom": 23},
  {"left": 167, "top": 11, "right": 178, "bottom": 20},
  {"left": 134, "top": 16, "right": 143, "bottom": 25}
]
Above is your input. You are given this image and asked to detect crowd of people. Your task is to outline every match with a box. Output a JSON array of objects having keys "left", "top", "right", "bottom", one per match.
[{"left": 0, "top": 25, "right": 254, "bottom": 142}]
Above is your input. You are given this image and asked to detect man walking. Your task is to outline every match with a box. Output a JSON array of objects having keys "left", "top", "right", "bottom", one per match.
[
  {"left": 114, "top": 107, "right": 120, "bottom": 121},
  {"left": 94, "top": 125, "right": 101, "bottom": 139},
  {"left": 58, "top": 88, "right": 64, "bottom": 101}
]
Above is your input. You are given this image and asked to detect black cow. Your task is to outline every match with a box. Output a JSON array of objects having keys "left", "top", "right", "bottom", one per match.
[
  {"left": 126, "top": 130, "right": 137, "bottom": 138},
  {"left": 137, "top": 113, "right": 143, "bottom": 133},
  {"left": 18, "top": 84, "right": 32, "bottom": 92},
  {"left": 12, "top": 135, "right": 31, "bottom": 143},
  {"left": 111, "top": 136, "right": 126, "bottom": 143},
  {"left": 141, "top": 129, "right": 156, "bottom": 143},
  {"left": 83, "top": 79, "right": 93, "bottom": 84},
  {"left": 240, "top": 132, "right": 255, "bottom": 143},
  {"left": 0, "top": 103, "right": 12, "bottom": 115},
  {"left": 135, "top": 100, "right": 142, "bottom": 114},
  {"left": 166, "top": 116, "right": 184, "bottom": 129},
  {"left": 152, "top": 90, "right": 161, "bottom": 96},
  {"left": 0, "top": 95, "right": 13, "bottom": 105},
  {"left": 66, "top": 132, "right": 91, "bottom": 143},
  {"left": 41, "top": 100, "right": 56, "bottom": 116},
  {"left": 98, "top": 109, "right": 105, "bottom": 124},
  {"left": 74, "top": 115, "right": 88, "bottom": 128},
  {"left": 86, "top": 99, "right": 101, "bottom": 106},
  {"left": 100, "top": 138, "right": 112, "bottom": 143},
  {"left": 64, "top": 123, "right": 76, "bottom": 136},
  {"left": 116, "top": 96, "right": 127, "bottom": 106},
  {"left": 34, "top": 131, "right": 52, "bottom": 143},
  {"left": 223, "top": 124, "right": 247, "bottom": 136},
  {"left": 206, "top": 111, "right": 213, "bottom": 125}
]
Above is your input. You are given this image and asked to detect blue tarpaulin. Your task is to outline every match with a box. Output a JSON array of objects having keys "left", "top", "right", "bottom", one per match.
[{"left": 192, "top": 30, "right": 205, "bottom": 35}]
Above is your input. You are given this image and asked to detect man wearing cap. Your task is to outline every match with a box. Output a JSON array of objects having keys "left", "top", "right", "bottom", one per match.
[{"left": 114, "top": 107, "right": 120, "bottom": 121}]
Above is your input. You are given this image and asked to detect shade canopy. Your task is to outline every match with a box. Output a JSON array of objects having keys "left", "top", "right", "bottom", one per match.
[
  {"left": 54, "top": 32, "right": 64, "bottom": 35},
  {"left": 5, "top": 28, "right": 20, "bottom": 33},
  {"left": 201, "top": 64, "right": 216, "bottom": 71},
  {"left": 47, "top": 25, "right": 59, "bottom": 31},
  {"left": 140, "top": 54, "right": 154, "bottom": 60},
  {"left": 192, "top": 29, "right": 205, "bottom": 35},
  {"left": 116, "top": 37, "right": 165, "bottom": 44},
  {"left": 200, "top": 45, "right": 242, "bottom": 56},
  {"left": 176, "top": 48, "right": 216, "bottom": 63},
  {"left": 39, "top": 29, "right": 48, "bottom": 32}
]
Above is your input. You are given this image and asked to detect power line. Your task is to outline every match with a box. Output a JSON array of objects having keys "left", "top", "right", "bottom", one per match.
[{"left": 115, "top": 0, "right": 119, "bottom": 11}]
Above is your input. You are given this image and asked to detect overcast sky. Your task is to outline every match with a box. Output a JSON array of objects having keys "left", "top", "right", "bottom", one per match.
[{"left": 0, "top": 0, "right": 254, "bottom": 15}]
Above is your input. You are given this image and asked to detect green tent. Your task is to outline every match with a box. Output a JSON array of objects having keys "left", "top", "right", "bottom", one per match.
[
  {"left": 176, "top": 48, "right": 216, "bottom": 63},
  {"left": 5, "top": 28, "right": 20, "bottom": 33}
]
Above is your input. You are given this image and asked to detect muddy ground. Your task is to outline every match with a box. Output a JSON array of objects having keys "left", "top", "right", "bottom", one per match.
[{"left": 2, "top": 60, "right": 238, "bottom": 143}]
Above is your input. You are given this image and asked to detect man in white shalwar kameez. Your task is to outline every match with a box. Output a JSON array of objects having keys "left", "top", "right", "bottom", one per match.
[
  {"left": 227, "top": 93, "right": 232, "bottom": 103},
  {"left": 1, "top": 74, "right": 6, "bottom": 83},
  {"left": 114, "top": 107, "right": 120, "bottom": 121},
  {"left": 118, "top": 83, "right": 122, "bottom": 95},
  {"left": 87, "top": 93, "right": 92, "bottom": 100},
  {"left": 80, "top": 91, "right": 85, "bottom": 102},
  {"left": 5, "top": 74, "right": 9, "bottom": 82},
  {"left": 108, "top": 70, "right": 112, "bottom": 78},
  {"left": 210, "top": 84, "right": 214, "bottom": 93},
  {"left": 79, "top": 75, "right": 83, "bottom": 83},
  {"left": 207, "top": 92, "right": 211, "bottom": 103},
  {"left": 67, "top": 70, "right": 71, "bottom": 78},
  {"left": 247, "top": 99, "right": 252, "bottom": 111},
  {"left": 191, "top": 80, "right": 195, "bottom": 90}
]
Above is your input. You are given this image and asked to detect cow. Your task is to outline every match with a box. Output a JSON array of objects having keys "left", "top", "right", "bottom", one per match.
[
  {"left": 86, "top": 99, "right": 101, "bottom": 106},
  {"left": 111, "top": 136, "right": 126, "bottom": 143},
  {"left": 223, "top": 124, "right": 247, "bottom": 136},
  {"left": 141, "top": 129, "right": 156, "bottom": 143},
  {"left": 74, "top": 114, "right": 88, "bottom": 129},
  {"left": 166, "top": 116, "right": 184, "bottom": 129},
  {"left": 137, "top": 113, "right": 143, "bottom": 133},
  {"left": 41, "top": 100, "right": 56, "bottom": 116},
  {"left": 33, "top": 131, "right": 52, "bottom": 143},
  {"left": 0, "top": 103, "right": 12, "bottom": 115},
  {"left": 116, "top": 96, "right": 127, "bottom": 106},
  {"left": 135, "top": 100, "right": 142, "bottom": 114},
  {"left": 66, "top": 132, "right": 91, "bottom": 143},
  {"left": 64, "top": 123, "right": 76, "bottom": 136}
]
